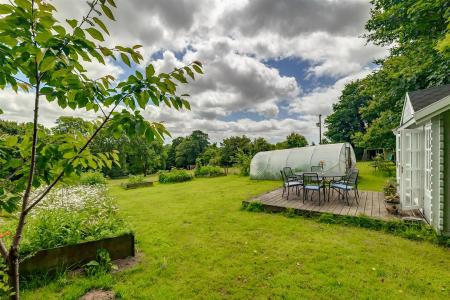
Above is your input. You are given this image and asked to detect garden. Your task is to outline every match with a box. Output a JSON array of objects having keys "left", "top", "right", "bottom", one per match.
[
  {"left": 12, "top": 171, "right": 449, "bottom": 299},
  {"left": 0, "top": 0, "right": 449, "bottom": 299}
]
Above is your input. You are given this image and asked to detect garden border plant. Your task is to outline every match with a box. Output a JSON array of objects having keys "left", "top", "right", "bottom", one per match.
[
  {"left": 0, "top": 0, "right": 203, "bottom": 298},
  {"left": 159, "top": 169, "right": 193, "bottom": 184},
  {"left": 241, "top": 201, "right": 450, "bottom": 247}
]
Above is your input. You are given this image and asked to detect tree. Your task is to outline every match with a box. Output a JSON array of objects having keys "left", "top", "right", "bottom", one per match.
[
  {"left": 250, "top": 137, "right": 273, "bottom": 155},
  {"left": 199, "top": 144, "right": 221, "bottom": 166},
  {"left": 285, "top": 133, "right": 308, "bottom": 148},
  {"left": 220, "top": 136, "right": 251, "bottom": 166},
  {"left": 325, "top": 0, "right": 449, "bottom": 150},
  {"left": 0, "top": 1, "right": 203, "bottom": 297},
  {"left": 166, "top": 137, "right": 184, "bottom": 169},
  {"left": 174, "top": 130, "right": 209, "bottom": 168},
  {"left": 52, "top": 116, "right": 94, "bottom": 136},
  {"left": 325, "top": 81, "right": 368, "bottom": 144},
  {"left": 127, "top": 138, "right": 165, "bottom": 176}
]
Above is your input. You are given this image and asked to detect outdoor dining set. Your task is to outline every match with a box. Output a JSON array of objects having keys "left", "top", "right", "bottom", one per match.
[{"left": 280, "top": 166, "right": 360, "bottom": 206}]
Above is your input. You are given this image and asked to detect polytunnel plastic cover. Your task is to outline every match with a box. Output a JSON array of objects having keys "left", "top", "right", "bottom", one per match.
[{"left": 250, "top": 143, "right": 356, "bottom": 180}]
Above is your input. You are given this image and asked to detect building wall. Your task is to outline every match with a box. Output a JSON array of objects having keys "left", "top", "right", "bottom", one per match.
[
  {"left": 443, "top": 111, "right": 450, "bottom": 235},
  {"left": 430, "top": 116, "right": 442, "bottom": 231}
]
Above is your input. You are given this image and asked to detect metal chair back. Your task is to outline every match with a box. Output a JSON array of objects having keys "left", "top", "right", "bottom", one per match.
[
  {"left": 346, "top": 169, "right": 359, "bottom": 187},
  {"left": 310, "top": 166, "right": 322, "bottom": 172},
  {"left": 283, "top": 167, "right": 295, "bottom": 179},
  {"left": 302, "top": 172, "right": 321, "bottom": 187}
]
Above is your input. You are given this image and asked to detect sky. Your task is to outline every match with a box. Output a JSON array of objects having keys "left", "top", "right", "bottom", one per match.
[{"left": 0, "top": 0, "right": 387, "bottom": 144}]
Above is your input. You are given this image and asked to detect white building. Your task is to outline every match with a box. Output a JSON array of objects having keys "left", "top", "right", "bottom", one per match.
[{"left": 395, "top": 84, "right": 450, "bottom": 234}]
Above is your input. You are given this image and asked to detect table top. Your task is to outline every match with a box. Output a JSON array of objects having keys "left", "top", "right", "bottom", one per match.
[{"left": 294, "top": 172, "right": 346, "bottom": 178}]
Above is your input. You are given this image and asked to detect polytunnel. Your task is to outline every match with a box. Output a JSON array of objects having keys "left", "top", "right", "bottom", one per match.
[{"left": 250, "top": 143, "right": 356, "bottom": 180}]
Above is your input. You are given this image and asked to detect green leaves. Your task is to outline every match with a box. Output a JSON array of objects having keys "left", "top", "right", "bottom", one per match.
[
  {"left": 145, "top": 64, "right": 155, "bottom": 78},
  {"left": 66, "top": 19, "right": 77, "bottom": 28},
  {"left": 93, "top": 17, "right": 109, "bottom": 35},
  {"left": 120, "top": 53, "right": 131, "bottom": 67},
  {"left": 0, "top": 4, "right": 13, "bottom": 14},
  {"left": 86, "top": 27, "right": 104, "bottom": 41},
  {"left": 101, "top": 4, "right": 115, "bottom": 21},
  {"left": 40, "top": 56, "right": 57, "bottom": 72}
]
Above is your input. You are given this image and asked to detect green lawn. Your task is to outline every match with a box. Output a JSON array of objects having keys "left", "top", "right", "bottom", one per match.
[
  {"left": 24, "top": 175, "right": 450, "bottom": 299},
  {"left": 356, "top": 161, "right": 391, "bottom": 191}
]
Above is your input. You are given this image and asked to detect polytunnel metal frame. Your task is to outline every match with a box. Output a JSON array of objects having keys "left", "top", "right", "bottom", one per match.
[{"left": 250, "top": 143, "right": 356, "bottom": 180}]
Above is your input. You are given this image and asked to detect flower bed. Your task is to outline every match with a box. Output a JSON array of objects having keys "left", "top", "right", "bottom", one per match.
[
  {"left": 3, "top": 184, "right": 130, "bottom": 256},
  {"left": 194, "top": 165, "right": 225, "bottom": 177},
  {"left": 159, "top": 169, "right": 193, "bottom": 183}
]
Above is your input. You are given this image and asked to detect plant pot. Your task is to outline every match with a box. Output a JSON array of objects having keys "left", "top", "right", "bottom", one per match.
[{"left": 384, "top": 200, "right": 400, "bottom": 215}]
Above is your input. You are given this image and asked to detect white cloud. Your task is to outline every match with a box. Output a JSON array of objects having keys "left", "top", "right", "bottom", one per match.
[{"left": 0, "top": 0, "right": 387, "bottom": 144}]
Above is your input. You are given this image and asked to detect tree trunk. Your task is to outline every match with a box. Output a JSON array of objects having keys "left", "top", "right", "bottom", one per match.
[{"left": 7, "top": 249, "right": 19, "bottom": 300}]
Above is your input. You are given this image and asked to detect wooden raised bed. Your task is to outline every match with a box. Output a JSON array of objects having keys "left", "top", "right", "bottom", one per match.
[
  {"left": 20, "top": 233, "right": 135, "bottom": 274},
  {"left": 123, "top": 181, "right": 153, "bottom": 189}
]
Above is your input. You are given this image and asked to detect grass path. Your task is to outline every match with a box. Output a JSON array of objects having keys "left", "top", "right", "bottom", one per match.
[{"left": 24, "top": 175, "right": 449, "bottom": 299}]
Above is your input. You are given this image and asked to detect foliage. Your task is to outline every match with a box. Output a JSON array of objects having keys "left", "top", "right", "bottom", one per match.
[
  {"left": 126, "top": 138, "right": 165, "bottom": 176},
  {"left": 1, "top": 185, "right": 128, "bottom": 255},
  {"left": 0, "top": 260, "right": 12, "bottom": 298},
  {"left": 242, "top": 201, "right": 265, "bottom": 212},
  {"left": 175, "top": 131, "right": 210, "bottom": 168},
  {"left": 325, "top": 81, "right": 368, "bottom": 144},
  {"left": 52, "top": 117, "right": 94, "bottom": 137},
  {"left": 250, "top": 137, "right": 273, "bottom": 154},
  {"left": 83, "top": 248, "right": 115, "bottom": 277},
  {"left": 79, "top": 171, "right": 107, "bottom": 186},
  {"left": 198, "top": 144, "right": 221, "bottom": 166},
  {"left": 195, "top": 165, "right": 224, "bottom": 177},
  {"left": 234, "top": 150, "right": 252, "bottom": 176},
  {"left": 326, "top": 0, "right": 449, "bottom": 149},
  {"left": 284, "top": 132, "right": 308, "bottom": 148},
  {"left": 220, "top": 136, "right": 252, "bottom": 166},
  {"left": 127, "top": 175, "right": 145, "bottom": 184},
  {"left": 158, "top": 169, "right": 193, "bottom": 184},
  {"left": 383, "top": 179, "right": 398, "bottom": 197},
  {"left": 370, "top": 153, "right": 396, "bottom": 177}
]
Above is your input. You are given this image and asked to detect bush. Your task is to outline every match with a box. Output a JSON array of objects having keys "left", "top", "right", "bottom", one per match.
[
  {"left": 370, "top": 153, "right": 396, "bottom": 177},
  {"left": 234, "top": 150, "right": 252, "bottom": 176},
  {"left": 195, "top": 165, "right": 224, "bottom": 177},
  {"left": 79, "top": 171, "right": 107, "bottom": 185},
  {"left": 127, "top": 174, "right": 145, "bottom": 184},
  {"left": 159, "top": 169, "right": 193, "bottom": 184},
  {"left": 4, "top": 185, "right": 129, "bottom": 255}
]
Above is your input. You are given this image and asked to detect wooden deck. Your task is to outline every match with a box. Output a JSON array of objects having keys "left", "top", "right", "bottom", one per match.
[{"left": 244, "top": 188, "right": 426, "bottom": 222}]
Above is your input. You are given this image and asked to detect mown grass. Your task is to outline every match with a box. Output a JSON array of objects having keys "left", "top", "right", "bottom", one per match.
[
  {"left": 356, "top": 161, "right": 390, "bottom": 192},
  {"left": 23, "top": 175, "right": 450, "bottom": 299}
]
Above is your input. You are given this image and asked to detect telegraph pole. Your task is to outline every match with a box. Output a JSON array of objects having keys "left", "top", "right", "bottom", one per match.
[{"left": 316, "top": 114, "right": 322, "bottom": 144}]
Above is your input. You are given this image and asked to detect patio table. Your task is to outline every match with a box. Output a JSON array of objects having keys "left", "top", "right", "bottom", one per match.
[{"left": 295, "top": 171, "right": 347, "bottom": 201}]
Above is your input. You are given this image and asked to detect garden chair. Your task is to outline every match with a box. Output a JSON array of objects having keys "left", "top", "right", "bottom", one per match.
[
  {"left": 330, "top": 169, "right": 359, "bottom": 205},
  {"left": 280, "top": 170, "right": 302, "bottom": 200},
  {"left": 283, "top": 167, "right": 300, "bottom": 180},
  {"left": 310, "top": 165, "right": 322, "bottom": 172},
  {"left": 302, "top": 173, "right": 326, "bottom": 206}
]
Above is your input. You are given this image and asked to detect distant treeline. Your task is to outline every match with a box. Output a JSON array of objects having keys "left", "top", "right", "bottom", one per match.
[{"left": 0, "top": 117, "right": 313, "bottom": 177}]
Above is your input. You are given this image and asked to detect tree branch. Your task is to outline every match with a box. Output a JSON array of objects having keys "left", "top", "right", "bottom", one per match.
[{"left": 24, "top": 99, "right": 124, "bottom": 214}]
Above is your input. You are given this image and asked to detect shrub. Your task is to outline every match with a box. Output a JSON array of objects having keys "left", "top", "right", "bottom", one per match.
[
  {"left": 79, "top": 171, "right": 107, "bottom": 185},
  {"left": 242, "top": 201, "right": 265, "bottom": 212},
  {"left": 159, "top": 169, "right": 193, "bottom": 184},
  {"left": 83, "top": 248, "right": 116, "bottom": 276},
  {"left": 127, "top": 174, "right": 145, "bottom": 184},
  {"left": 3, "top": 185, "right": 129, "bottom": 255},
  {"left": 234, "top": 150, "right": 251, "bottom": 176},
  {"left": 195, "top": 165, "right": 224, "bottom": 177},
  {"left": 370, "top": 153, "right": 396, "bottom": 177}
]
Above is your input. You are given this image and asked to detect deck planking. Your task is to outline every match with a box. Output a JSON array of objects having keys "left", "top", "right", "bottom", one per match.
[{"left": 246, "top": 187, "right": 426, "bottom": 222}]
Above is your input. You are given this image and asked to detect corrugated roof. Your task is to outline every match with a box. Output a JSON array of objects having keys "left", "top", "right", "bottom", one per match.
[{"left": 408, "top": 84, "right": 450, "bottom": 112}]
